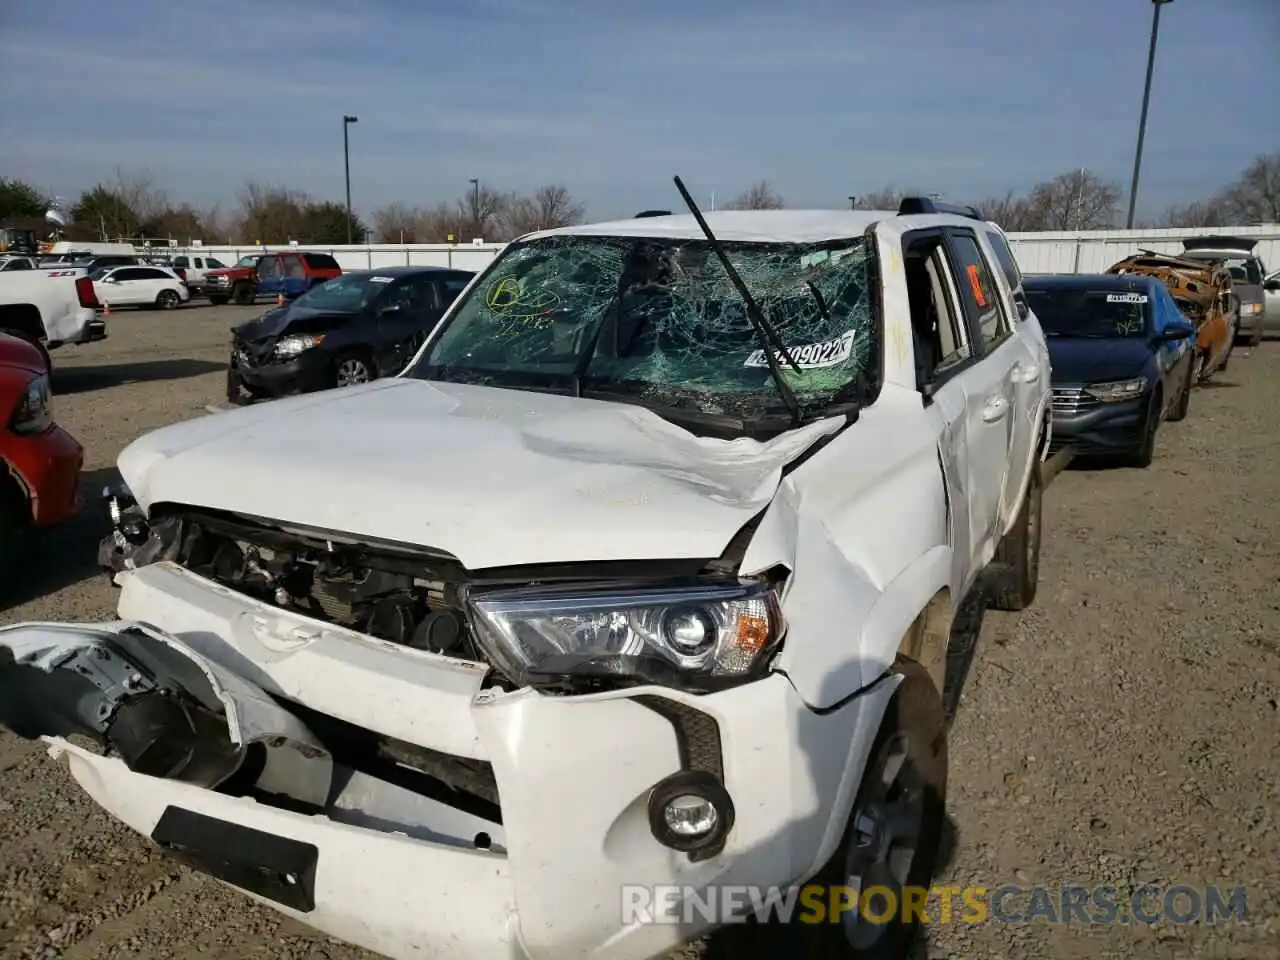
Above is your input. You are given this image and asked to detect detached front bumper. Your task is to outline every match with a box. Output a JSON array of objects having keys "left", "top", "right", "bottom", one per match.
[
  {"left": 0, "top": 561, "right": 891, "bottom": 960},
  {"left": 4, "top": 423, "right": 83, "bottom": 527}
]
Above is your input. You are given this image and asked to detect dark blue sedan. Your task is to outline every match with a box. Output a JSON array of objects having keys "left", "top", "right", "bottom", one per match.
[{"left": 1024, "top": 274, "right": 1197, "bottom": 468}]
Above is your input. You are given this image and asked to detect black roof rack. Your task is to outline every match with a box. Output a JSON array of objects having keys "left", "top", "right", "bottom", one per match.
[
  {"left": 897, "top": 196, "right": 984, "bottom": 220},
  {"left": 634, "top": 209, "right": 672, "bottom": 218}
]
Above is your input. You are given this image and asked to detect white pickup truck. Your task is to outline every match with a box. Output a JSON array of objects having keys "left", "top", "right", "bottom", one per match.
[
  {"left": 0, "top": 267, "right": 105, "bottom": 366},
  {"left": 0, "top": 195, "right": 1051, "bottom": 960}
]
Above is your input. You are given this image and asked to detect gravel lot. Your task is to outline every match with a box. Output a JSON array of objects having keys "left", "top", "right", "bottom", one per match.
[{"left": 2, "top": 304, "right": 1278, "bottom": 959}]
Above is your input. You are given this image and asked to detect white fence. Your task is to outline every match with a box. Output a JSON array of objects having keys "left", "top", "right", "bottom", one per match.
[{"left": 159, "top": 224, "right": 1278, "bottom": 278}]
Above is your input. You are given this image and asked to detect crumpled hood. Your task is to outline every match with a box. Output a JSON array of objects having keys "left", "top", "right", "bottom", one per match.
[
  {"left": 1046, "top": 336, "right": 1153, "bottom": 385},
  {"left": 233, "top": 305, "right": 352, "bottom": 342},
  {"left": 118, "top": 380, "right": 845, "bottom": 570}
]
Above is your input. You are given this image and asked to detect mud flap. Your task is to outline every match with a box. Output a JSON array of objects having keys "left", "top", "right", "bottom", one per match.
[{"left": 0, "top": 621, "right": 331, "bottom": 803}]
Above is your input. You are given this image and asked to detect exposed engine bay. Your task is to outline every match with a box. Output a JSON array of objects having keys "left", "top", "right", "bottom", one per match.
[
  {"left": 102, "top": 497, "right": 481, "bottom": 659},
  {"left": 97, "top": 494, "right": 507, "bottom": 816}
]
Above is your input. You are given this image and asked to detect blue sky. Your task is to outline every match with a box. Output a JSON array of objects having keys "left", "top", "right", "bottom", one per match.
[{"left": 1, "top": 0, "right": 1276, "bottom": 223}]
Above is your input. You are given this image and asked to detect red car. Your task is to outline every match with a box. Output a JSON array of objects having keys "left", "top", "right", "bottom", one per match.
[{"left": 0, "top": 333, "right": 83, "bottom": 563}]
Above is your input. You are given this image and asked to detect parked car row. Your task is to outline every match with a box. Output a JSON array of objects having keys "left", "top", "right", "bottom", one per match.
[{"left": 0, "top": 198, "right": 1272, "bottom": 960}]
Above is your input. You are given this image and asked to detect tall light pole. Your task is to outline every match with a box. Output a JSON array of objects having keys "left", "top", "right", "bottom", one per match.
[
  {"left": 1126, "top": 0, "right": 1173, "bottom": 229},
  {"left": 469, "top": 178, "right": 480, "bottom": 238},
  {"left": 343, "top": 115, "right": 358, "bottom": 243},
  {"left": 848, "top": 195, "right": 857, "bottom": 210}
]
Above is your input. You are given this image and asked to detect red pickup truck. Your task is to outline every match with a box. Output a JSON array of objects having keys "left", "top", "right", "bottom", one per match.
[{"left": 205, "top": 251, "right": 343, "bottom": 305}]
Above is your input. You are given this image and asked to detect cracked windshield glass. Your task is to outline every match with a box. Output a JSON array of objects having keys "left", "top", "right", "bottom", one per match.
[{"left": 409, "top": 233, "right": 877, "bottom": 419}]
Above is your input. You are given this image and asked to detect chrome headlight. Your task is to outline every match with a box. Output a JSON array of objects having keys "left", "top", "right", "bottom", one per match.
[
  {"left": 466, "top": 580, "right": 785, "bottom": 690},
  {"left": 10, "top": 373, "right": 52, "bottom": 434},
  {"left": 273, "top": 334, "right": 324, "bottom": 359},
  {"left": 1083, "top": 377, "right": 1148, "bottom": 403}
]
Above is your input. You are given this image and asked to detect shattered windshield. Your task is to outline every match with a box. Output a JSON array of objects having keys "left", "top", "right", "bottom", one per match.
[{"left": 407, "top": 233, "right": 877, "bottom": 420}]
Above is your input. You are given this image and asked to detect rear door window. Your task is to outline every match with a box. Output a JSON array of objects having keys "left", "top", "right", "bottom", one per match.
[
  {"left": 303, "top": 253, "right": 341, "bottom": 270},
  {"left": 945, "top": 231, "right": 1012, "bottom": 353}
]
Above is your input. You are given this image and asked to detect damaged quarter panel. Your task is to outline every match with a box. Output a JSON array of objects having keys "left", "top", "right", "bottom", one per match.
[{"left": 742, "top": 385, "right": 951, "bottom": 708}]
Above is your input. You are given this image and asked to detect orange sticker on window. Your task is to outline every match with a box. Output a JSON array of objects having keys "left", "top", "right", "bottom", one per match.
[{"left": 966, "top": 264, "right": 987, "bottom": 307}]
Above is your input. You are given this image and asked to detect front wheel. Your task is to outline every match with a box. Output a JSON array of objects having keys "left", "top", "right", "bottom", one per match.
[
  {"left": 232, "top": 283, "right": 254, "bottom": 305},
  {"left": 988, "top": 464, "right": 1042, "bottom": 612},
  {"left": 155, "top": 289, "right": 180, "bottom": 310},
  {"left": 710, "top": 662, "right": 947, "bottom": 959},
  {"left": 332, "top": 351, "right": 375, "bottom": 388},
  {"left": 1123, "top": 390, "right": 1161, "bottom": 469}
]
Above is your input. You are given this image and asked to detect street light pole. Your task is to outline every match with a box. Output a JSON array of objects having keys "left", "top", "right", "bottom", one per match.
[
  {"left": 1125, "top": 0, "right": 1173, "bottom": 229},
  {"left": 848, "top": 195, "right": 857, "bottom": 210},
  {"left": 469, "top": 178, "right": 480, "bottom": 239},
  {"left": 343, "top": 115, "right": 358, "bottom": 244}
]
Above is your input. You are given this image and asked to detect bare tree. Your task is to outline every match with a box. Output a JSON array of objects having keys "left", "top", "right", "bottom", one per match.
[
  {"left": 458, "top": 184, "right": 507, "bottom": 242},
  {"left": 236, "top": 181, "right": 312, "bottom": 243},
  {"left": 1160, "top": 197, "right": 1231, "bottom": 228},
  {"left": 1220, "top": 153, "right": 1280, "bottom": 224},
  {"left": 416, "top": 202, "right": 469, "bottom": 243},
  {"left": 1023, "top": 169, "right": 1121, "bottom": 230},
  {"left": 852, "top": 187, "right": 919, "bottom": 211},
  {"left": 113, "top": 169, "right": 169, "bottom": 230},
  {"left": 499, "top": 185, "right": 586, "bottom": 237},
  {"left": 971, "top": 190, "right": 1041, "bottom": 232},
  {"left": 725, "top": 181, "right": 784, "bottom": 210},
  {"left": 372, "top": 201, "right": 426, "bottom": 242}
]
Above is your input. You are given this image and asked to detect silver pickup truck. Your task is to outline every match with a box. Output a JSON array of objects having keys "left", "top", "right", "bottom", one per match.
[{"left": 1180, "top": 236, "right": 1268, "bottom": 346}]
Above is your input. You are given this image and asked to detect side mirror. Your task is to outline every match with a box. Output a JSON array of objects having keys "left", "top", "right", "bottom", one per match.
[
  {"left": 1161, "top": 326, "right": 1195, "bottom": 341},
  {"left": 1264, "top": 279, "right": 1280, "bottom": 292},
  {"left": 1015, "top": 299, "right": 1029, "bottom": 322}
]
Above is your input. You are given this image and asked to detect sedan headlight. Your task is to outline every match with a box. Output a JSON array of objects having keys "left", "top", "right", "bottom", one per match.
[
  {"left": 10, "top": 373, "right": 52, "bottom": 434},
  {"left": 273, "top": 334, "right": 324, "bottom": 359},
  {"left": 466, "top": 580, "right": 785, "bottom": 690},
  {"left": 1083, "top": 377, "right": 1148, "bottom": 403}
]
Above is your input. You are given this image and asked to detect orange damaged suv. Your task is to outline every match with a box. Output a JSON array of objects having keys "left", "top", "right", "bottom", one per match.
[{"left": 1106, "top": 251, "right": 1234, "bottom": 383}]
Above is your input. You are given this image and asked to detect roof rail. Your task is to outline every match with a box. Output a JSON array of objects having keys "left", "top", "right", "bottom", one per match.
[
  {"left": 634, "top": 210, "right": 672, "bottom": 218},
  {"left": 897, "top": 196, "right": 983, "bottom": 220}
]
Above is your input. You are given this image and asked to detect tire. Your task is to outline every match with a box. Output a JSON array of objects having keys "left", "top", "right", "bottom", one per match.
[
  {"left": 232, "top": 283, "right": 254, "bottom": 305},
  {"left": 1192, "top": 351, "right": 1209, "bottom": 384},
  {"left": 987, "top": 464, "right": 1042, "bottom": 612},
  {"left": 1247, "top": 321, "right": 1263, "bottom": 348},
  {"left": 155, "top": 289, "right": 180, "bottom": 310},
  {"left": 332, "top": 351, "right": 375, "bottom": 388},
  {"left": 0, "top": 489, "right": 29, "bottom": 579},
  {"left": 1124, "top": 390, "right": 1161, "bottom": 469},
  {"left": 1166, "top": 360, "right": 1193, "bottom": 423},
  {"left": 209, "top": 295, "right": 230, "bottom": 306},
  {"left": 709, "top": 661, "right": 947, "bottom": 960}
]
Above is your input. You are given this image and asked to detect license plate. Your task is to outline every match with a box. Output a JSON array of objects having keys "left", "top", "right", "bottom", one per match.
[{"left": 151, "top": 806, "right": 318, "bottom": 912}]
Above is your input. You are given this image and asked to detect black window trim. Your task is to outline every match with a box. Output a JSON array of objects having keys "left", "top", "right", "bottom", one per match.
[
  {"left": 901, "top": 227, "right": 980, "bottom": 395},
  {"left": 942, "top": 227, "right": 1014, "bottom": 358}
]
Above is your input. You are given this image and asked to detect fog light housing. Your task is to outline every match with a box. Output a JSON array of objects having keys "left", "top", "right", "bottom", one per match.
[{"left": 648, "top": 770, "right": 734, "bottom": 859}]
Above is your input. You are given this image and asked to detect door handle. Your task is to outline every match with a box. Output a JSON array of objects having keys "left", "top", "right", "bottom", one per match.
[
  {"left": 1012, "top": 362, "right": 1040, "bottom": 384},
  {"left": 981, "top": 395, "right": 1009, "bottom": 423}
]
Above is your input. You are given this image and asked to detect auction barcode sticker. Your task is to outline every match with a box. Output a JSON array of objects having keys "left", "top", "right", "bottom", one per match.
[
  {"left": 744, "top": 329, "right": 856, "bottom": 369},
  {"left": 1106, "top": 293, "right": 1148, "bottom": 303}
]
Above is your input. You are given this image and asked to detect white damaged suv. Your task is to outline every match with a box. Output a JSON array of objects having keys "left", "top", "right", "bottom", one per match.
[{"left": 0, "top": 194, "right": 1051, "bottom": 959}]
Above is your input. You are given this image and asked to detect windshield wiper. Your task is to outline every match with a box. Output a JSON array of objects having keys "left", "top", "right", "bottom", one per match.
[{"left": 672, "top": 175, "right": 802, "bottom": 424}]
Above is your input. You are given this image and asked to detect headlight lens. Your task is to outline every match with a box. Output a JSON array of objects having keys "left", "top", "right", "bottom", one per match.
[
  {"left": 1083, "top": 377, "right": 1148, "bottom": 403},
  {"left": 10, "top": 373, "right": 52, "bottom": 434},
  {"left": 466, "top": 580, "right": 785, "bottom": 689},
  {"left": 273, "top": 334, "right": 324, "bottom": 359}
]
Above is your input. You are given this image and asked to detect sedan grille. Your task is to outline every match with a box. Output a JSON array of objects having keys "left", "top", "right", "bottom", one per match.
[{"left": 1050, "top": 386, "right": 1099, "bottom": 417}]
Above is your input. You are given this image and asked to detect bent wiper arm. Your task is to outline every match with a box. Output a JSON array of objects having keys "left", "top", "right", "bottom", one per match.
[{"left": 672, "top": 175, "right": 802, "bottom": 423}]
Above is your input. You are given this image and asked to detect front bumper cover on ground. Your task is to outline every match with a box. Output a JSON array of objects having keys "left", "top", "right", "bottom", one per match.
[{"left": 0, "top": 561, "right": 894, "bottom": 960}]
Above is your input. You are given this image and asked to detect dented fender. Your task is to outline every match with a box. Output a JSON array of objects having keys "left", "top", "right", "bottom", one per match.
[
  {"left": 0, "top": 621, "right": 331, "bottom": 805},
  {"left": 740, "top": 389, "right": 952, "bottom": 709}
]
